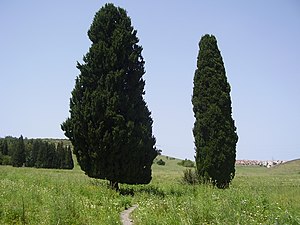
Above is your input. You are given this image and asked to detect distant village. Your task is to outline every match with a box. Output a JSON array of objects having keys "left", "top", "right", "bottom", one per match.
[{"left": 235, "top": 160, "right": 286, "bottom": 168}]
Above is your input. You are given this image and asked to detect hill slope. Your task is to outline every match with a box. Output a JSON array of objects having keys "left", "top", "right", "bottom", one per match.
[{"left": 270, "top": 158, "right": 300, "bottom": 175}]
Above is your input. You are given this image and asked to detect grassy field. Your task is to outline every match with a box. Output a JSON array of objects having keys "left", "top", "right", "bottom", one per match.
[{"left": 0, "top": 156, "right": 299, "bottom": 224}]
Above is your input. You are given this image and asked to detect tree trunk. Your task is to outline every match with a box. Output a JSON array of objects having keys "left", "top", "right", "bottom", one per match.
[{"left": 109, "top": 180, "right": 119, "bottom": 191}]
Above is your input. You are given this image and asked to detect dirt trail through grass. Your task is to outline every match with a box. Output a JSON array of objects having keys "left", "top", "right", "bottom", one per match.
[{"left": 120, "top": 204, "right": 138, "bottom": 225}]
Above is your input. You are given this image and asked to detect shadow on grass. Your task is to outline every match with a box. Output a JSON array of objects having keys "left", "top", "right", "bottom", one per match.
[
  {"left": 90, "top": 179, "right": 184, "bottom": 198},
  {"left": 119, "top": 185, "right": 166, "bottom": 198},
  {"left": 119, "top": 185, "right": 185, "bottom": 198}
]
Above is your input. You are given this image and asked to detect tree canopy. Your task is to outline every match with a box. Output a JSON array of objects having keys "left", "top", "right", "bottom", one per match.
[
  {"left": 192, "top": 34, "right": 238, "bottom": 188},
  {"left": 62, "top": 3, "right": 157, "bottom": 189}
]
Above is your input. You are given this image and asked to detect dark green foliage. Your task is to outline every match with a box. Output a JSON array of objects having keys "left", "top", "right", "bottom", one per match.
[
  {"left": 0, "top": 137, "right": 20, "bottom": 165},
  {"left": 0, "top": 137, "right": 74, "bottom": 169},
  {"left": 25, "top": 139, "right": 34, "bottom": 167},
  {"left": 178, "top": 159, "right": 195, "bottom": 168},
  {"left": 166, "top": 156, "right": 175, "bottom": 160},
  {"left": 56, "top": 142, "right": 65, "bottom": 168},
  {"left": 57, "top": 143, "right": 74, "bottom": 169},
  {"left": 0, "top": 138, "right": 12, "bottom": 165},
  {"left": 64, "top": 146, "right": 74, "bottom": 169},
  {"left": 182, "top": 169, "right": 199, "bottom": 185},
  {"left": 11, "top": 135, "right": 26, "bottom": 167},
  {"left": 35, "top": 141, "right": 48, "bottom": 168},
  {"left": 62, "top": 3, "right": 157, "bottom": 186},
  {"left": 0, "top": 140, "right": 3, "bottom": 165},
  {"left": 156, "top": 159, "right": 166, "bottom": 166},
  {"left": 1, "top": 139, "right": 8, "bottom": 155},
  {"left": 192, "top": 34, "right": 238, "bottom": 188},
  {"left": 34, "top": 141, "right": 73, "bottom": 169},
  {"left": 1, "top": 155, "right": 11, "bottom": 165}
]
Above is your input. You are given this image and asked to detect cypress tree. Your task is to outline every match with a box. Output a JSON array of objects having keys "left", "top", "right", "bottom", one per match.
[
  {"left": 62, "top": 3, "right": 157, "bottom": 189},
  {"left": 0, "top": 140, "right": 2, "bottom": 165},
  {"left": 12, "top": 135, "right": 26, "bottom": 167},
  {"left": 25, "top": 139, "right": 34, "bottom": 167},
  {"left": 56, "top": 142, "right": 64, "bottom": 168},
  {"left": 46, "top": 143, "right": 56, "bottom": 168},
  {"left": 64, "top": 146, "right": 74, "bottom": 169},
  {"left": 32, "top": 139, "right": 40, "bottom": 167},
  {"left": 36, "top": 141, "right": 47, "bottom": 168},
  {"left": 2, "top": 139, "right": 8, "bottom": 155},
  {"left": 192, "top": 34, "right": 238, "bottom": 189}
]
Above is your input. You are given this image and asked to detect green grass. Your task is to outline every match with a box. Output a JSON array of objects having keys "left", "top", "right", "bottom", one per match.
[
  {"left": 1, "top": 157, "right": 300, "bottom": 224},
  {"left": 0, "top": 167, "right": 126, "bottom": 224}
]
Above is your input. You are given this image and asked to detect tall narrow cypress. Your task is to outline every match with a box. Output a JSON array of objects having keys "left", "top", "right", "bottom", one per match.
[
  {"left": 192, "top": 34, "right": 238, "bottom": 188},
  {"left": 11, "top": 135, "right": 26, "bottom": 167},
  {"left": 62, "top": 4, "right": 157, "bottom": 189}
]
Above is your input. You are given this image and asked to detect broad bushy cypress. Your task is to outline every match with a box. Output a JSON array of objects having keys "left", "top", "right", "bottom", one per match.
[
  {"left": 62, "top": 4, "right": 157, "bottom": 189},
  {"left": 192, "top": 34, "right": 238, "bottom": 188}
]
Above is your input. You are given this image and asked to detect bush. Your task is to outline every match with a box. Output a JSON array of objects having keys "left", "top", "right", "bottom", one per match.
[
  {"left": 166, "top": 156, "right": 175, "bottom": 160},
  {"left": 182, "top": 169, "right": 199, "bottom": 185},
  {"left": 156, "top": 159, "right": 166, "bottom": 166},
  {"left": 178, "top": 159, "right": 195, "bottom": 167},
  {"left": 1, "top": 155, "right": 12, "bottom": 165}
]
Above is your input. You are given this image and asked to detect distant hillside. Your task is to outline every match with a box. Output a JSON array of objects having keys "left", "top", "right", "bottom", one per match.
[
  {"left": 152, "top": 155, "right": 186, "bottom": 179},
  {"left": 269, "top": 158, "right": 300, "bottom": 175}
]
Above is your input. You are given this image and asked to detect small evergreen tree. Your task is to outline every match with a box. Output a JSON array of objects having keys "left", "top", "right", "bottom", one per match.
[
  {"left": 31, "top": 139, "right": 40, "bottom": 167},
  {"left": 0, "top": 140, "right": 3, "bottom": 164},
  {"left": 192, "top": 34, "right": 238, "bottom": 188},
  {"left": 56, "top": 142, "right": 65, "bottom": 168},
  {"left": 46, "top": 143, "right": 57, "bottom": 168},
  {"left": 12, "top": 135, "right": 26, "bottom": 167},
  {"left": 62, "top": 3, "right": 157, "bottom": 189},
  {"left": 156, "top": 159, "right": 166, "bottom": 166},
  {"left": 64, "top": 146, "right": 74, "bottom": 169},
  {"left": 25, "top": 139, "right": 34, "bottom": 167},
  {"left": 2, "top": 139, "right": 8, "bottom": 155},
  {"left": 36, "top": 141, "right": 47, "bottom": 168},
  {"left": 178, "top": 159, "right": 195, "bottom": 168}
]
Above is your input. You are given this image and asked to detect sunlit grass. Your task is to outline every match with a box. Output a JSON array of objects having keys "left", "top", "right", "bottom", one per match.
[
  {"left": 132, "top": 159, "right": 300, "bottom": 224},
  {"left": 0, "top": 166, "right": 125, "bottom": 224},
  {"left": 0, "top": 158, "right": 299, "bottom": 224}
]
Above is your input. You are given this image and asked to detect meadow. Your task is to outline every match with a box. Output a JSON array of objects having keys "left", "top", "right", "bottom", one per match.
[{"left": 0, "top": 156, "right": 299, "bottom": 225}]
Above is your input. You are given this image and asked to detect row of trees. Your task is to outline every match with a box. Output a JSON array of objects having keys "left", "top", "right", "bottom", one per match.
[
  {"left": 0, "top": 136, "right": 74, "bottom": 169},
  {"left": 62, "top": 4, "right": 238, "bottom": 189}
]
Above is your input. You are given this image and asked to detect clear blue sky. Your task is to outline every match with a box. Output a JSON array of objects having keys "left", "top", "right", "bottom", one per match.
[{"left": 1, "top": 1, "right": 299, "bottom": 160}]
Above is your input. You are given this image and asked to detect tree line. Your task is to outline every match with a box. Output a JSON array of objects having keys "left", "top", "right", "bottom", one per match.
[{"left": 0, "top": 136, "right": 74, "bottom": 169}]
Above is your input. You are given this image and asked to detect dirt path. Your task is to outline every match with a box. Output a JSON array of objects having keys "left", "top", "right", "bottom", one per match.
[{"left": 120, "top": 204, "right": 138, "bottom": 225}]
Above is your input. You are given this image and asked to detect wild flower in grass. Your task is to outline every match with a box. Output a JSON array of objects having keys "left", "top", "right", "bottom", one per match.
[
  {"left": 241, "top": 199, "right": 247, "bottom": 205},
  {"left": 211, "top": 193, "right": 219, "bottom": 201}
]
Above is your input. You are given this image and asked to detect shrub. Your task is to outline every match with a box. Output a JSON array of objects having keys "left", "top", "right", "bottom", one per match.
[
  {"left": 156, "top": 159, "right": 166, "bottom": 166},
  {"left": 1, "top": 155, "right": 11, "bottom": 165},
  {"left": 182, "top": 169, "right": 199, "bottom": 185},
  {"left": 178, "top": 159, "right": 195, "bottom": 167}
]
